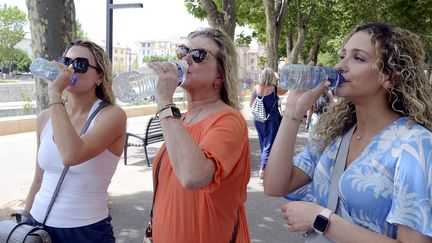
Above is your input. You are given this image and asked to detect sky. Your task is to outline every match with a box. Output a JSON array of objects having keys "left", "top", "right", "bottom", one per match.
[{"left": 0, "top": 0, "right": 210, "bottom": 48}]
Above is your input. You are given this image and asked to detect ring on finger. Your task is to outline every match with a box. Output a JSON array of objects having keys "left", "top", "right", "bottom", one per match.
[
  {"left": 162, "top": 66, "right": 168, "bottom": 73},
  {"left": 63, "top": 67, "right": 70, "bottom": 72}
]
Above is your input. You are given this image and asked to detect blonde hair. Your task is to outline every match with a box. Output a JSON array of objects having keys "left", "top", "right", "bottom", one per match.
[
  {"left": 259, "top": 67, "right": 276, "bottom": 86},
  {"left": 63, "top": 40, "right": 116, "bottom": 105},
  {"left": 188, "top": 28, "right": 241, "bottom": 110},
  {"left": 313, "top": 23, "right": 432, "bottom": 151}
]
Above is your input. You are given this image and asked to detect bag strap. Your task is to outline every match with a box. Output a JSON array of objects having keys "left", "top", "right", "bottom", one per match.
[
  {"left": 42, "top": 101, "right": 108, "bottom": 226},
  {"left": 230, "top": 208, "right": 240, "bottom": 243},
  {"left": 327, "top": 124, "right": 356, "bottom": 211},
  {"left": 148, "top": 147, "right": 167, "bottom": 224}
]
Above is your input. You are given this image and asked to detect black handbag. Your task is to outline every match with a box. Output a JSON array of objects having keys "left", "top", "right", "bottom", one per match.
[
  {"left": 0, "top": 101, "right": 107, "bottom": 243},
  {"left": 0, "top": 210, "right": 50, "bottom": 243}
]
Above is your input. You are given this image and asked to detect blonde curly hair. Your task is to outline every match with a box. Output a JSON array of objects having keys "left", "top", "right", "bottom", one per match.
[{"left": 313, "top": 23, "right": 432, "bottom": 151}]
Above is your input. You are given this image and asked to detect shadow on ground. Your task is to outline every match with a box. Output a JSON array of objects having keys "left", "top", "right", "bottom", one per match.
[
  {"left": 109, "top": 191, "right": 152, "bottom": 243},
  {"left": 109, "top": 190, "right": 303, "bottom": 243}
]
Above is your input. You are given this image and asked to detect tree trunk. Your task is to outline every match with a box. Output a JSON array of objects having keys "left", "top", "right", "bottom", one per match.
[
  {"left": 426, "top": 54, "right": 432, "bottom": 84},
  {"left": 199, "top": 0, "right": 236, "bottom": 40},
  {"left": 305, "top": 34, "right": 320, "bottom": 64},
  {"left": 26, "top": 0, "right": 76, "bottom": 111},
  {"left": 288, "top": 24, "right": 305, "bottom": 64},
  {"left": 285, "top": 31, "right": 293, "bottom": 62},
  {"left": 263, "top": 0, "right": 291, "bottom": 70}
]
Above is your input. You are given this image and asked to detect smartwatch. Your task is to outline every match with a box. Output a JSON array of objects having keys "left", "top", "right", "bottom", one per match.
[
  {"left": 158, "top": 106, "right": 181, "bottom": 120},
  {"left": 313, "top": 208, "right": 332, "bottom": 235}
]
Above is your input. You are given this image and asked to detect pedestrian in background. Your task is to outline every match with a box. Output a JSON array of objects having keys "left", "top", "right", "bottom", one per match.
[
  {"left": 147, "top": 28, "right": 251, "bottom": 243},
  {"left": 250, "top": 67, "right": 286, "bottom": 179},
  {"left": 24, "top": 40, "right": 126, "bottom": 242},
  {"left": 264, "top": 23, "right": 432, "bottom": 242}
]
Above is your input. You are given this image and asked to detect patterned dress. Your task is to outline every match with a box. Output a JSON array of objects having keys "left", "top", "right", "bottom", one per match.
[{"left": 287, "top": 117, "right": 432, "bottom": 238}]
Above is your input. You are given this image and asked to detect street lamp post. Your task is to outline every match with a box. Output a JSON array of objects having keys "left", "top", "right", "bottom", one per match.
[{"left": 106, "top": 0, "right": 143, "bottom": 62}]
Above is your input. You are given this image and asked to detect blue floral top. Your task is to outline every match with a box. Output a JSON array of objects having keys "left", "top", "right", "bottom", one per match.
[{"left": 287, "top": 117, "right": 432, "bottom": 238}]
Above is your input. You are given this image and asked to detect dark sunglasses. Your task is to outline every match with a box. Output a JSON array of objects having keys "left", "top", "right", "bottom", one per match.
[
  {"left": 57, "top": 56, "right": 101, "bottom": 73},
  {"left": 176, "top": 46, "right": 217, "bottom": 64}
]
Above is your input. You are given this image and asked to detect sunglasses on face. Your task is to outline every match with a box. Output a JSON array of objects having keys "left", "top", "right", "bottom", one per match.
[
  {"left": 57, "top": 56, "right": 100, "bottom": 73},
  {"left": 176, "top": 46, "right": 217, "bottom": 64}
]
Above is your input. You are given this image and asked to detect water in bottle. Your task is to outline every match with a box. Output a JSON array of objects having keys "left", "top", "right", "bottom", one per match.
[
  {"left": 112, "top": 60, "right": 188, "bottom": 103},
  {"left": 30, "top": 58, "right": 77, "bottom": 84},
  {"left": 278, "top": 64, "right": 345, "bottom": 90}
]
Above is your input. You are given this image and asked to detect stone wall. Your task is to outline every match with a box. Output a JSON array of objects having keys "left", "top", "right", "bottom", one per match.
[{"left": 0, "top": 82, "right": 35, "bottom": 102}]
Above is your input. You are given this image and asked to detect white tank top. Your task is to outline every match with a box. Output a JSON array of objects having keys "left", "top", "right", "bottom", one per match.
[{"left": 30, "top": 100, "right": 120, "bottom": 228}]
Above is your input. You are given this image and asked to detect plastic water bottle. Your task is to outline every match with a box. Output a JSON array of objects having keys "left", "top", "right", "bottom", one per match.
[
  {"left": 112, "top": 60, "right": 188, "bottom": 103},
  {"left": 278, "top": 64, "right": 345, "bottom": 90},
  {"left": 30, "top": 58, "right": 77, "bottom": 84},
  {"left": 30, "top": 58, "right": 60, "bottom": 81}
]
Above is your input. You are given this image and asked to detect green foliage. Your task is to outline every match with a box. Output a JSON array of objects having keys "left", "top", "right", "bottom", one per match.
[
  {"left": 184, "top": 0, "right": 207, "bottom": 20},
  {"left": 0, "top": 4, "right": 27, "bottom": 66},
  {"left": 0, "top": 80, "right": 15, "bottom": 83},
  {"left": 19, "top": 90, "right": 33, "bottom": 115},
  {"left": 13, "top": 49, "right": 31, "bottom": 72},
  {"left": 183, "top": 0, "right": 432, "bottom": 67},
  {"left": 258, "top": 56, "right": 266, "bottom": 70},
  {"left": 76, "top": 20, "right": 90, "bottom": 41},
  {"left": 143, "top": 55, "right": 177, "bottom": 63},
  {"left": 235, "top": 31, "right": 252, "bottom": 46},
  {"left": 317, "top": 52, "right": 338, "bottom": 66}
]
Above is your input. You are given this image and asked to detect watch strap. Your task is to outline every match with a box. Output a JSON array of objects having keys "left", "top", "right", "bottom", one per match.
[{"left": 158, "top": 106, "right": 181, "bottom": 120}]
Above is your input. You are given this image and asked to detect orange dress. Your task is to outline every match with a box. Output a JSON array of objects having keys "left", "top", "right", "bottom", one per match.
[{"left": 152, "top": 109, "right": 251, "bottom": 243}]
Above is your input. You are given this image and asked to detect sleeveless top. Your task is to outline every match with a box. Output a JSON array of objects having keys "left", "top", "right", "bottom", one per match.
[{"left": 30, "top": 100, "right": 120, "bottom": 228}]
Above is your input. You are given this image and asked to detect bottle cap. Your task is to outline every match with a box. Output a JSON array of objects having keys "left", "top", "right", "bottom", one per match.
[{"left": 175, "top": 60, "right": 189, "bottom": 86}]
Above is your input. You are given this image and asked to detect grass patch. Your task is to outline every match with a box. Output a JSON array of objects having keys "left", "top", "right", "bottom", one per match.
[{"left": 0, "top": 80, "right": 17, "bottom": 83}]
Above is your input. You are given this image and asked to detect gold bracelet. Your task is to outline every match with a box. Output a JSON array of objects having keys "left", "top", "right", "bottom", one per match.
[
  {"left": 48, "top": 98, "right": 66, "bottom": 107},
  {"left": 156, "top": 104, "right": 176, "bottom": 115},
  {"left": 283, "top": 112, "right": 303, "bottom": 123}
]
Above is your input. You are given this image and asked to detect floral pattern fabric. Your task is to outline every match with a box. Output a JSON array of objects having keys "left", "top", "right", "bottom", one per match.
[{"left": 287, "top": 117, "right": 432, "bottom": 238}]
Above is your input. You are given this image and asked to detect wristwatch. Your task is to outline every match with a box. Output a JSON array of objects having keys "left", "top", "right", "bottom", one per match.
[
  {"left": 313, "top": 208, "right": 333, "bottom": 235},
  {"left": 158, "top": 106, "right": 181, "bottom": 120}
]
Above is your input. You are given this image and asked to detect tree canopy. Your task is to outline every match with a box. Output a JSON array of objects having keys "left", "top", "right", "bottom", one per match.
[
  {"left": 0, "top": 4, "right": 27, "bottom": 67},
  {"left": 185, "top": 0, "right": 432, "bottom": 73}
]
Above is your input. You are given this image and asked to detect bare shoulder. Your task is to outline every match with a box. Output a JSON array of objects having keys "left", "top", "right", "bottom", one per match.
[
  {"left": 36, "top": 109, "right": 50, "bottom": 133},
  {"left": 97, "top": 105, "right": 127, "bottom": 123}
]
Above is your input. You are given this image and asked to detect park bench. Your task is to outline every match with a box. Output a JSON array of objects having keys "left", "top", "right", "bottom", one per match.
[{"left": 123, "top": 115, "right": 164, "bottom": 166}]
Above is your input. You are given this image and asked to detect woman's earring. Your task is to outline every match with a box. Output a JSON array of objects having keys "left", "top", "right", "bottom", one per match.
[{"left": 213, "top": 83, "right": 217, "bottom": 90}]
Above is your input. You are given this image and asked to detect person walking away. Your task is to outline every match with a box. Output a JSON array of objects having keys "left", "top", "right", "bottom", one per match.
[{"left": 250, "top": 68, "right": 287, "bottom": 179}]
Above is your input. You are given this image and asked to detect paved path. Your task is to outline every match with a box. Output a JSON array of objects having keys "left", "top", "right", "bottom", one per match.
[{"left": 0, "top": 102, "right": 308, "bottom": 243}]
